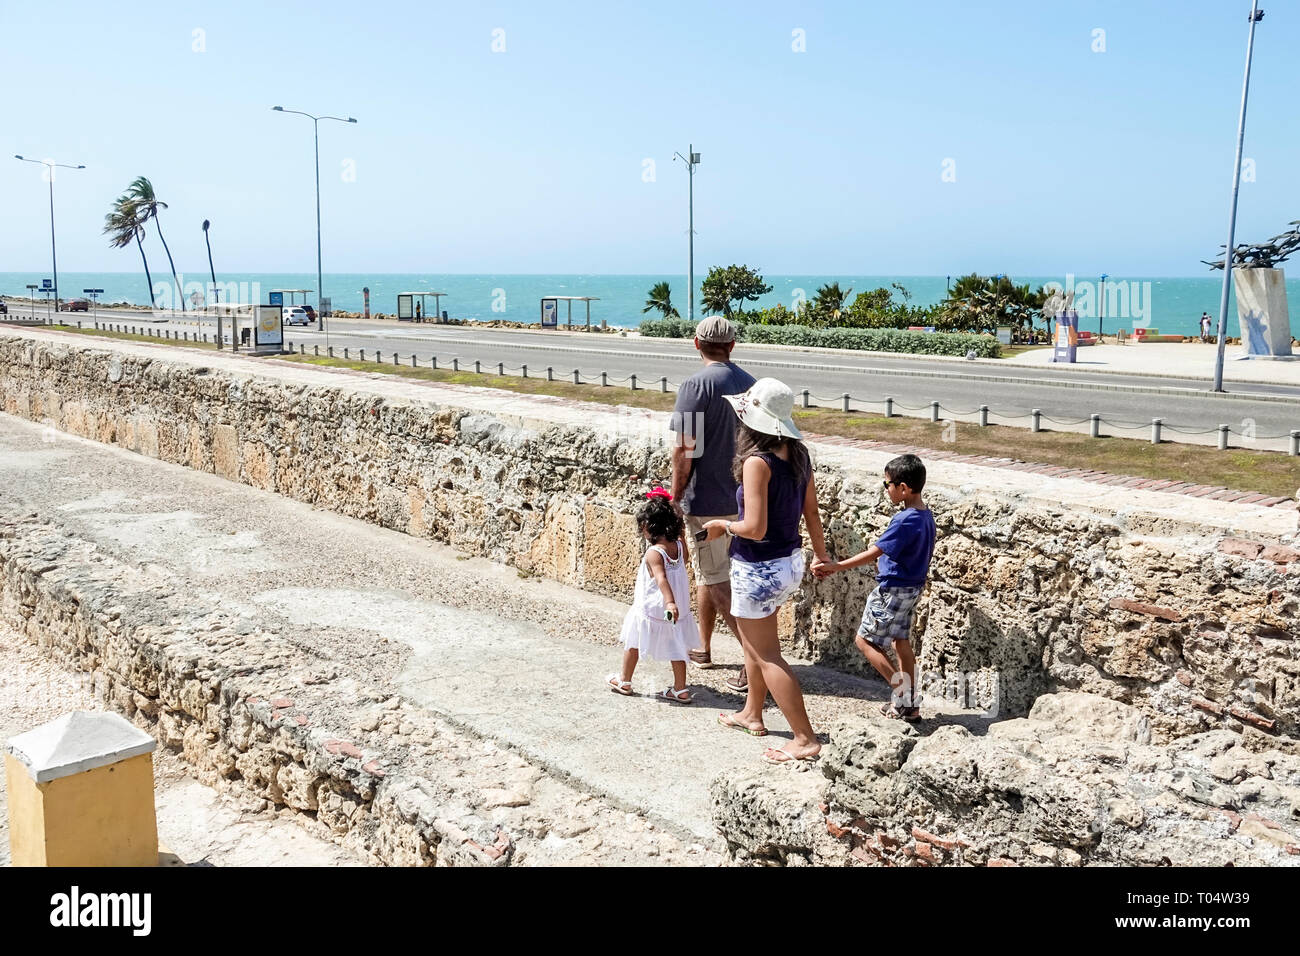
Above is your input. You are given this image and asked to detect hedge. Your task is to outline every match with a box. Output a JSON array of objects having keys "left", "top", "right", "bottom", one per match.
[{"left": 638, "top": 319, "right": 1000, "bottom": 358}]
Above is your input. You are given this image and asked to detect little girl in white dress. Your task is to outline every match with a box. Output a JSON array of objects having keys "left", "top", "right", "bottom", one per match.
[{"left": 606, "top": 489, "right": 700, "bottom": 703}]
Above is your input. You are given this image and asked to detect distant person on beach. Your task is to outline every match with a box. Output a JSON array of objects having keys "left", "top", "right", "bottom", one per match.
[
  {"left": 416, "top": 302, "right": 422, "bottom": 322},
  {"left": 815, "top": 454, "right": 936, "bottom": 722},
  {"left": 1200, "top": 312, "right": 1212, "bottom": 343},
  {"left": 607, "top": 489, "right": 699, "bottom": 703},
  {"left": 669, "top": 316, "right": 755, "bottom": 692},
  {"left": 703, "top": 379, "right": 831, "bottom": 763}
]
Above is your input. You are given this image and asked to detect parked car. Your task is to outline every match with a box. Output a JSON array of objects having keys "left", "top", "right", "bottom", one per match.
[
  {"left": 0, "top": 300, "right": 8, "bottom": 315},
  {"left": 284, "top": 306, "right": 312, "bottom": 326},
  {"left": 61, "top": 298, "right": 90, "bottom": 312},
  {"left": 301, "top": 304, "right": 317, "bottom": 322}
]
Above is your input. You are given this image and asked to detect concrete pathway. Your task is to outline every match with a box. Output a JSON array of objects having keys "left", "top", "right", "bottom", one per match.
[{"left": 0, "top": 412, "right": 910, "bottom": 845}]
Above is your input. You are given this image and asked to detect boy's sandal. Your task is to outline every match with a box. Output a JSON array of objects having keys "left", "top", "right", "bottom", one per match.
[
  {"left": 880, "top": 700, "right": 923, "bottom": 722},
  {"left": 688, "top": 649, "right": 714, "bottom": 668},
  {"left": 659, "top": 686, "right": 694, "bottom": 704},
  {"left": 606, "top": 674, "right": 634, "bottom": 696},
  {"left": 717, "top": 712, "right": 767, "bottom": 737}
]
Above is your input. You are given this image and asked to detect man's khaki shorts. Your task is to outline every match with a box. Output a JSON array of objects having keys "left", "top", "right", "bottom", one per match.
[{"left": 684, "top": 513, "right": 736, "bottom": 587}]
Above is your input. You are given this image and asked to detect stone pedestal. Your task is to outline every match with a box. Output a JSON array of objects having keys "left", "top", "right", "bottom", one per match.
[
  {"left": 1235, "top": 266, "right": 1294, "bottom": 358},
  {"left": 5, "top": 710, "right": 158, "bottom": 867}
]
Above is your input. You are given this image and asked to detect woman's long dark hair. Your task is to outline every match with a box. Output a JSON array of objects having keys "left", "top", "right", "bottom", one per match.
[{"left": 732, "top": 422, "right": 812, "bottom": 488}]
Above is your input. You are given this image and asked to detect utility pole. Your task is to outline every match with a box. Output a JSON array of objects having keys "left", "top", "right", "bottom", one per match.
[
  {"left": 673, "top": 146, "right": 701, "bottom": 320},
  {"left": 1213, "top": 2, "right": 1265, "bottom": 393}
]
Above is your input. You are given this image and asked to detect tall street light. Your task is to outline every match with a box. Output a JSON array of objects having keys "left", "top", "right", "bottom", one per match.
[
  {"left": 672, "top": 145, "right": 700, "bottom": 321},
  {"left": 1213, "top": 2, "right": 1265, "bottom": 393},
  {"left": 272, "top": 106, "right": 357, "bottom": 332},
  {"left": 15, "top": 155, "right": 85, "bottom": 312}
]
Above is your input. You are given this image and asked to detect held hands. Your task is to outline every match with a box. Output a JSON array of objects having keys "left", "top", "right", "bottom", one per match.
[{"left": 811, "top": 554, "right": 840, "bottom": 578}]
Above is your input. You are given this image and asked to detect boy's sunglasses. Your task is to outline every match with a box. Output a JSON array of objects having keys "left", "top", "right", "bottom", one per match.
[{"left": 882, "top": 480, "right": 900, "bottom": 489}]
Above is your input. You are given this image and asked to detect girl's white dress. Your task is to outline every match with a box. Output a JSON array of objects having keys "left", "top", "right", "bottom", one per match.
[{"left": 620, "top": 540, "right": 699, "bottom": 662}]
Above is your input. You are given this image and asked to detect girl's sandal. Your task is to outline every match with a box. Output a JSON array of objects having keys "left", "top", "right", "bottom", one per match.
[
  {"left": 606, "top": 674, "right": 634, "bottom": 696},
  {"left": 659, "top": 686, "right": 694, "bottom": 705}
]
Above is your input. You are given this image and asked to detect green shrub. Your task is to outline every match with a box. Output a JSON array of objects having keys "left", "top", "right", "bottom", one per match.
[
  {"left": 638, "top": 318, "right": 999, "bottom": 356},
  {"left": 638, "top": 318, "right": 698, "bottom": 338}
]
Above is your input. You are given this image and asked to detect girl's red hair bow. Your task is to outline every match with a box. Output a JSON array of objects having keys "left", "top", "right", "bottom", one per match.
[{"left": 645, "top": 487, "right": 673, "bottom": 501}]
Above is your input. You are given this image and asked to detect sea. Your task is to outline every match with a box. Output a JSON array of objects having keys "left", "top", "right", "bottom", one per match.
[{"left": 3, "top": 271, "right": 1291, "bottom": 338}]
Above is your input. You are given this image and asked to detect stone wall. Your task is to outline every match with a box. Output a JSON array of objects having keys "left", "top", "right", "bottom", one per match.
[
  {"left": 2, "top": 332, "right": 1297, "bottom": 744},
  {"left": 710, "top": 693, "right": 1300, "bottom": 866}
]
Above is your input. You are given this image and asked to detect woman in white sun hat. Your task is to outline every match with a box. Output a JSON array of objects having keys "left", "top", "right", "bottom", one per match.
[{"left": 701, "top": 377, "right": 831, "bottom": 764}]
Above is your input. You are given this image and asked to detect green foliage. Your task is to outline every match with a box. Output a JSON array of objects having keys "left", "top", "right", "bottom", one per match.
[
  {"left": 638, "top": 318, "right": 999, "bottom": 357},
  {"left": 642, "top": 281, "right": 679, "bottom": 318},
  {"left": 638, "top": 317, "right": 698, "bottom": 338},
  {"left": 938, "top": 273, "right": 1047, "bottom": 334},
  {"left": 699, "top": 264, "right": 773, "bottom": 316}
]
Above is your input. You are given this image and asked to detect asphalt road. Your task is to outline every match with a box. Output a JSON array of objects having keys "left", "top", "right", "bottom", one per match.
[{"left": 8, "top": 304, "right": 1299, "bottom": 450}]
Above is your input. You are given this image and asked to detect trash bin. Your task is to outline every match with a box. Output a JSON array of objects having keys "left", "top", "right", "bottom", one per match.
[{"left": 442, "top": 310, "right": 448, "bottom": 321}]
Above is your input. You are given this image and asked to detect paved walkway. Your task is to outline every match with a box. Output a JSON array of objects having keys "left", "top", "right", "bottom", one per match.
[
  {"left": 0, "top": 413, "right": 929, "bottom": 846},
  {"left": 1008, "top": 341, "right": 1300, "bottom": 386}
]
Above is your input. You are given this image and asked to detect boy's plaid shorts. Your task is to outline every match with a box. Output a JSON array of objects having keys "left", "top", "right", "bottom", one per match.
[{"left": 857, "top": 585, "right": 923, "bottom": 650}]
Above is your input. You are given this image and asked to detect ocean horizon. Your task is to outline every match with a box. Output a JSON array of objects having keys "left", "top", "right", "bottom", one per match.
[{"left": 3, "top": 271, "right": 1290, "bottom": 339}]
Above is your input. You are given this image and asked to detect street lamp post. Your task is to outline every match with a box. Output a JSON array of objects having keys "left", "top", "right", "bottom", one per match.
[
  {"left": 672, "top": 145, "right": 701, "bottom": 321},
  {"left": 15, "top": 155, "right": 85, "bottom": 313},
  {"left": 203, "top": 219, "right": 223, "bottom": 349},
  {"left": 1213, "top": 2, "right": 1265, "bottom": 393},
  {"left": 1099, "top": 273, "right": 1108, "bottom": 337},
  {"left": 272, "top": 106, "right": 357, "bottom": 333}
]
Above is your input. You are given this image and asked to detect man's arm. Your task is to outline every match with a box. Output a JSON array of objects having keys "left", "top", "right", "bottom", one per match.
[
  {"left": 667, "top": 380, "right": 702, "bottom": 504},
  {"left": 670, "top": 433, "right": 695, "bottom": 504}
]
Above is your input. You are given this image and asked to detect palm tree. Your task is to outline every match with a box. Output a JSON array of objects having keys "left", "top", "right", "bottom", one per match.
[
  {"left": 103, "top": 197, "right": 156, "bottom": 309},
  {"left": 642, "top": 281, "right": 679, "bottom": 318},
  {"left": 814, "top": 282, "right": 853, "bottom": 317},
  {"left": 124, "top": 177, "right": 183, "bottom": 311}
]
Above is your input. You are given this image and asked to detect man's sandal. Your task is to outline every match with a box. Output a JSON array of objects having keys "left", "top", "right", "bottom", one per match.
[
  {"left": 606, "top": 674, "right": 634, "bottom": 696},
  {"left": 659, "top": 686, "right": 694, "bottom": 704},
  {"left": 689, "top": 649, "right": 714, "bottom": 669},
  {"left": 717, "top": 712, "right": 767, "bottom": 737},
  {"left": 724, "top": 674, "right": 749, "bottom": 694}
]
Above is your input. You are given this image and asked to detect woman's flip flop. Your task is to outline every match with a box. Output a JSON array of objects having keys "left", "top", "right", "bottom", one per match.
[
  {"left": 717, "top": 712, "right": 767, "bottom": 737},
  {"left": 762, "top": 746, "right": 820, "bottom": 765}
]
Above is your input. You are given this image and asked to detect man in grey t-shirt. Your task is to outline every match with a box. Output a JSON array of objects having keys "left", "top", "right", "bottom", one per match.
[{"left": 669, "top": 316, "right": 755, "bottom": 691}]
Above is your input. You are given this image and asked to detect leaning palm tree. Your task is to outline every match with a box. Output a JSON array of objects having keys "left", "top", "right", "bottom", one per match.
[
  {"left": 124, "top": 177, "right": 183, "bottom": 311},
  {"left": 103, "top": 197, "right": 156, "bottom": 309},
  {"left": 642, "top": 281, "right": 679, "bottom": 318}
]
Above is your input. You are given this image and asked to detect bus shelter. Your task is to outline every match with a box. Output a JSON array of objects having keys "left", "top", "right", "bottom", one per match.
[
  {"left": 268, "top": 289, "right": 313, "bottom": 310},
  {"left": 396, "top": 292, "right": 448, "bottom": 323},
  {"left": 201, "top": 302, "right": 256, "bottom": 351},
  {"left": 542, "top": 295, "right": 601, "bottom": 330}
]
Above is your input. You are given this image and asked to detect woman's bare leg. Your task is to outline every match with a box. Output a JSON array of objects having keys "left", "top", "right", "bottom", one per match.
[{"left": 734, "top": 613, "right": 819, "bottom": 755}]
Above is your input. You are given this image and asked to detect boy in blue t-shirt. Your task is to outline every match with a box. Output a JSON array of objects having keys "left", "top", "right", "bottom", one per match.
[{"left": 814, "top": 454, "right": 936, "bottom": 722}]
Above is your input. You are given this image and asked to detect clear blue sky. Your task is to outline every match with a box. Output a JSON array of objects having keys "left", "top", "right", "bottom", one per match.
[{"left": 2, "top": 0, "right": 1295, "bottom": 277}]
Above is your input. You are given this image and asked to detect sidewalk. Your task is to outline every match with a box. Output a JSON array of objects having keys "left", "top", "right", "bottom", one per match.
[{"left": 1005, "top": 341, "right": 1300, "bottom": 387}]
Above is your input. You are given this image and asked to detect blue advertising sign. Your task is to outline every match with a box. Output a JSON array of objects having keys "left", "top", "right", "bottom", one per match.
[
  {"left": 268, "top": 291, "right": 284, "bottom": 307},
  {"left": 1053, "top": 310, "right": 1079, "bottom": 364},
  {"left": 541, "top": 298, "right": 558, "bottom": 328}
]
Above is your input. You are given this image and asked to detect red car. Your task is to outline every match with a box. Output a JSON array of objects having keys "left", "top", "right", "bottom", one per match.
[{"left": 61, "top": 298, "right": 90, "bottom": 312}]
